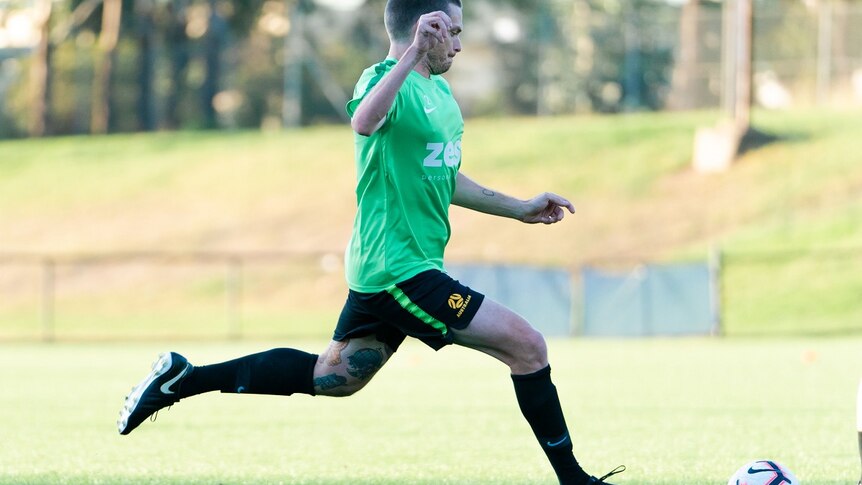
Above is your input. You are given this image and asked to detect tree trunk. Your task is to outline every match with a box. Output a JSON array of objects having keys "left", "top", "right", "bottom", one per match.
[
  {"left": 136, "top": 0, "right": 157, "bottom": 131},
  {"left": 570, "top": 0, "right": 593, "bottom": 114},
  {"left": 202, "top": 0, "right": 227, "bottom": 129},
  {"left": 91, "top": 0, "right": 122, "bottom": 134},
  {"left": 669, "top": 0, "right": 701, "bottom": 110},
  {"left": 621, "top": 1, "right": 642, "bottom": 110},
  {"left": 282, "top": 0, "right": 304, "bottom": 128},
  {"left": 165, "top": 1, "right": 190, "bottom": 130},
  {"left": 832, "top": 0, "right": 850, "bottom": 102},
  {"left": 29, "top": 0, "right": 53, "bottom": 137}
]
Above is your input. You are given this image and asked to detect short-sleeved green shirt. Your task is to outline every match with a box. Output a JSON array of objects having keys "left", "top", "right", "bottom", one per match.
[{"left": 345, "top": 58, "right": 464, "bottom": 292}]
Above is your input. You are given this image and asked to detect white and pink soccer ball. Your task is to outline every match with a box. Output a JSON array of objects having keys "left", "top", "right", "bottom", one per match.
[{"left": 727, "top": 460, "right": 800, "bottom": 485}]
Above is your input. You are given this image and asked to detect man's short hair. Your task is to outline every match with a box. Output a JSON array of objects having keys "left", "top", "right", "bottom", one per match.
[{"left": 384, "top": 0, "right": 462, "bottom": 42}]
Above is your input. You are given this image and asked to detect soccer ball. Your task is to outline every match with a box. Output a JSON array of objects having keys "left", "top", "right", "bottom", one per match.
[{"left": 727, "top": 460, "right": 800, "bottom": 485}]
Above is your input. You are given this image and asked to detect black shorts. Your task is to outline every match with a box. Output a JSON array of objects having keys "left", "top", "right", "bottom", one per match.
[{"left": 333, "top": 269, "right": 485, "bottom": 351}]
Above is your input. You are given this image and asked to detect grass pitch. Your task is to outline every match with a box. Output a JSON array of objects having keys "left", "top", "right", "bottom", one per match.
[{"left": 1, "top": 337, "right": 859, "bottom": 484}]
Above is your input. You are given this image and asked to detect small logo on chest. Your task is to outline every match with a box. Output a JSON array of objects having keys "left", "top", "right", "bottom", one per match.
[{"left": 422, "top": 95, "right": 437, "bottom": 114}]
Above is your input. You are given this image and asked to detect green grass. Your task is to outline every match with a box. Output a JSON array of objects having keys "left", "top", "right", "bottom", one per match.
[
  {"left": 1, "top": 112, "right": 859, "bottom": 484},
  {"left": 1, "top": 337, "right": 859, "bottom": 484}
]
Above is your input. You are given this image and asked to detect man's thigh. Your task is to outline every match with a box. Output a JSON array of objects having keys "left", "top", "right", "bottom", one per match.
[
  {"left": 450, "top": 297, "right": 548, "bottom": 373},
  {"left": 450, "top": 297, "right": 530, "bottom": 349}
]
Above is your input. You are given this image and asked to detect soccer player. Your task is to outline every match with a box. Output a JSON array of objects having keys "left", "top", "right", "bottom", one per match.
[{"left": 117, "top": 1, "right": 623, "bottom": 484}]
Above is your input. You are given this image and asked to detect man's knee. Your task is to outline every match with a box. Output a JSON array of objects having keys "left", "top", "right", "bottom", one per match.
[
  {"left": 519, "top": 325, "right": 548, "bottom": 367},
  {"left": 314, "top": 338, "right": 391, "bottom": 396}
]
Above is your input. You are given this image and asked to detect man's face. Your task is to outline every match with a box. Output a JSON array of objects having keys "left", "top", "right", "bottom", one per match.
[{"left": 426, "top": 6, "right": 463, "bottom": 75}]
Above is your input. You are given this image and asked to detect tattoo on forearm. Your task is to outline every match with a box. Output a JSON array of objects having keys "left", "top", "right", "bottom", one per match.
[
  {"left": 314, "top": 373, "right": 347, "bottom": 390},
  {"left": 346, "top": 348, "right": 384, "bottom": 380},
  {"left": 482, "top": 189, "right": 495, "bottom": 197}
]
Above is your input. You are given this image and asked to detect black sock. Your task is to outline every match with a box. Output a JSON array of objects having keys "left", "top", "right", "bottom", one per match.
[
  {"left": 858, "top": 430, "right": 861, "bottom": 482},
  {"left": 178, "top": 348, "right": 318, "bottom": 398},
  {"left": 512, "top": 365, "right": 590, "bottom": 485}
]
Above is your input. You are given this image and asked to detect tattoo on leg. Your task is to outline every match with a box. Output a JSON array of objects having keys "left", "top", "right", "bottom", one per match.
[
  {"left": 320, "top": 340, "right": 349, "bottom": 367},
  {"left": 346, "top": 348, "right": 384, "bottom": 380},
  {"left": 314, "top": 373, "right": 347, "bottom": 390}
]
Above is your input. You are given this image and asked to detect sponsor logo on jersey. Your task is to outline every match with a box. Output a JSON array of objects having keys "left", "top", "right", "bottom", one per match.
[{"left": 424, "top": 139, "right": 461, "bottom": 167}]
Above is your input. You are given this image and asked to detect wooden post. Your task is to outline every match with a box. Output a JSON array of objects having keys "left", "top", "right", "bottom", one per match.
[
  {"left": 733, "top": 0, "right": 752, "bottom": 132},
  {"left": 721, "top": 0, "right": 736, "bottom": 116},
  {"left": 693, "top": 0, "right": 753, "bottom": 173}
]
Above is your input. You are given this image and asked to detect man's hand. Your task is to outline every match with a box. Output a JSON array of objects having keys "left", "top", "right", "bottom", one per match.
[
  {"left": 521, "top": 193, "right": 576, "bottom": 225},
  {"left": 412, "top": 11, "right": 451, "bottom": 56}
]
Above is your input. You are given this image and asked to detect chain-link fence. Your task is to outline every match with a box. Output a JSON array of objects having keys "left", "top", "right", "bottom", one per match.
[{"left": 3, "top": 249, "right": 860, "bottom": 340}]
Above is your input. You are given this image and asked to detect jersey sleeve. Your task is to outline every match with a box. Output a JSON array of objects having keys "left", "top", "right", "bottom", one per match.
[{"left": 346, "top": 60, "right": 400, "bottom": 125}]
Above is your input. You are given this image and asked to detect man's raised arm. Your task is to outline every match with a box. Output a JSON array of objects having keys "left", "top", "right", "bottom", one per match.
[{"left": 351, "top": 11, "right": 452, "bottom": 136}]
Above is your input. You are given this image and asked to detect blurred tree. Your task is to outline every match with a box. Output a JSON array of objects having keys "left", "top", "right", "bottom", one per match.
[
  {"left": 135, "top": 0, "right": 156, "bottom": 130},
  {"left": 6, "top": 0, "right": 857, "bottom": 138},
  {"left": 668, "top": 0, "right": 722, "bottom": 110},
  {"left": 587, "top": 0, "right": 677, "bottom": 112},
  {"left": 163, "top": 0, "right": 191, "bottom": 129},
  {"left": 91, "top": 0, "right": 122, "bottom": 133},
  {"left": 829, "top": 0, "right": 852, "bottom": 103},
  {"left": 29, "top": 0, "right": 53, "bottom": 136},
  {"left": 201, "top": 0, "right": 228, "bottom": 128}
]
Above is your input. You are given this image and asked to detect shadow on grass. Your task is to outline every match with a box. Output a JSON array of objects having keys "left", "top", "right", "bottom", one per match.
[{"left": 738, "top": 125, "right": 808, "bottom": 157}]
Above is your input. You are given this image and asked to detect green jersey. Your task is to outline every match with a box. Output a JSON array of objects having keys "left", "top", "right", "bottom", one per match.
[{"left": 345, "top": 58, "right": 464, "bottom": 292}]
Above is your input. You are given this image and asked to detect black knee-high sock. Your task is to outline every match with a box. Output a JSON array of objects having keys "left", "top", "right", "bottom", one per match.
[
  {"left": 512, "top": 365, "right": 590, "bottom": 485},
  {"left": 177, "top": 348, "right": 318, "bottom": 399}
]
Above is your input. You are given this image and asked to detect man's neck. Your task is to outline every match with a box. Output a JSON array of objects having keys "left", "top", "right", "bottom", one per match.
[{"left": 388, "top": 43, "right": 431, "bottom": 78}]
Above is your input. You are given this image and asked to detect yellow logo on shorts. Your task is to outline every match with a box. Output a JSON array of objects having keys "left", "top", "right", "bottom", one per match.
[{"left": 449, "top": 293, "right": 472, "bottom": 317}]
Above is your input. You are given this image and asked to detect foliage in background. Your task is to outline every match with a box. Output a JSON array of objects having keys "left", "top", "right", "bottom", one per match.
[{"left": 2, "top": 0, "right": 860, "bottom": 137}]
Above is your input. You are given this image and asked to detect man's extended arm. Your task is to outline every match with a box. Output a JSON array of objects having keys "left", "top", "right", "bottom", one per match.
[{"left": 452, "top": 172, "right": 575, "bottom": 225}]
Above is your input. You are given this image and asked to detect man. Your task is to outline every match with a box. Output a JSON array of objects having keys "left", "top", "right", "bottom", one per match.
[{"left": 117, "top": 1, "right": 623, "bottom": 484}]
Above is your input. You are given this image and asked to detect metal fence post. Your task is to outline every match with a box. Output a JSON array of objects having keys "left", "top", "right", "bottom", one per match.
[
  {"left": 226, "top": 257, "right": 242, "bottom": 340},
  {"left": 42, "top": 258, "right": 55, "bottom": 342},
  {"left": 708, "top": 246, "right": 723, "bottom": 336}
]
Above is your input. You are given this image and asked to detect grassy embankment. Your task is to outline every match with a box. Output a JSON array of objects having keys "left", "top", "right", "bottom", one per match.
[{"left": 1, "top": 109, "right": 860, "bottom": 338}]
